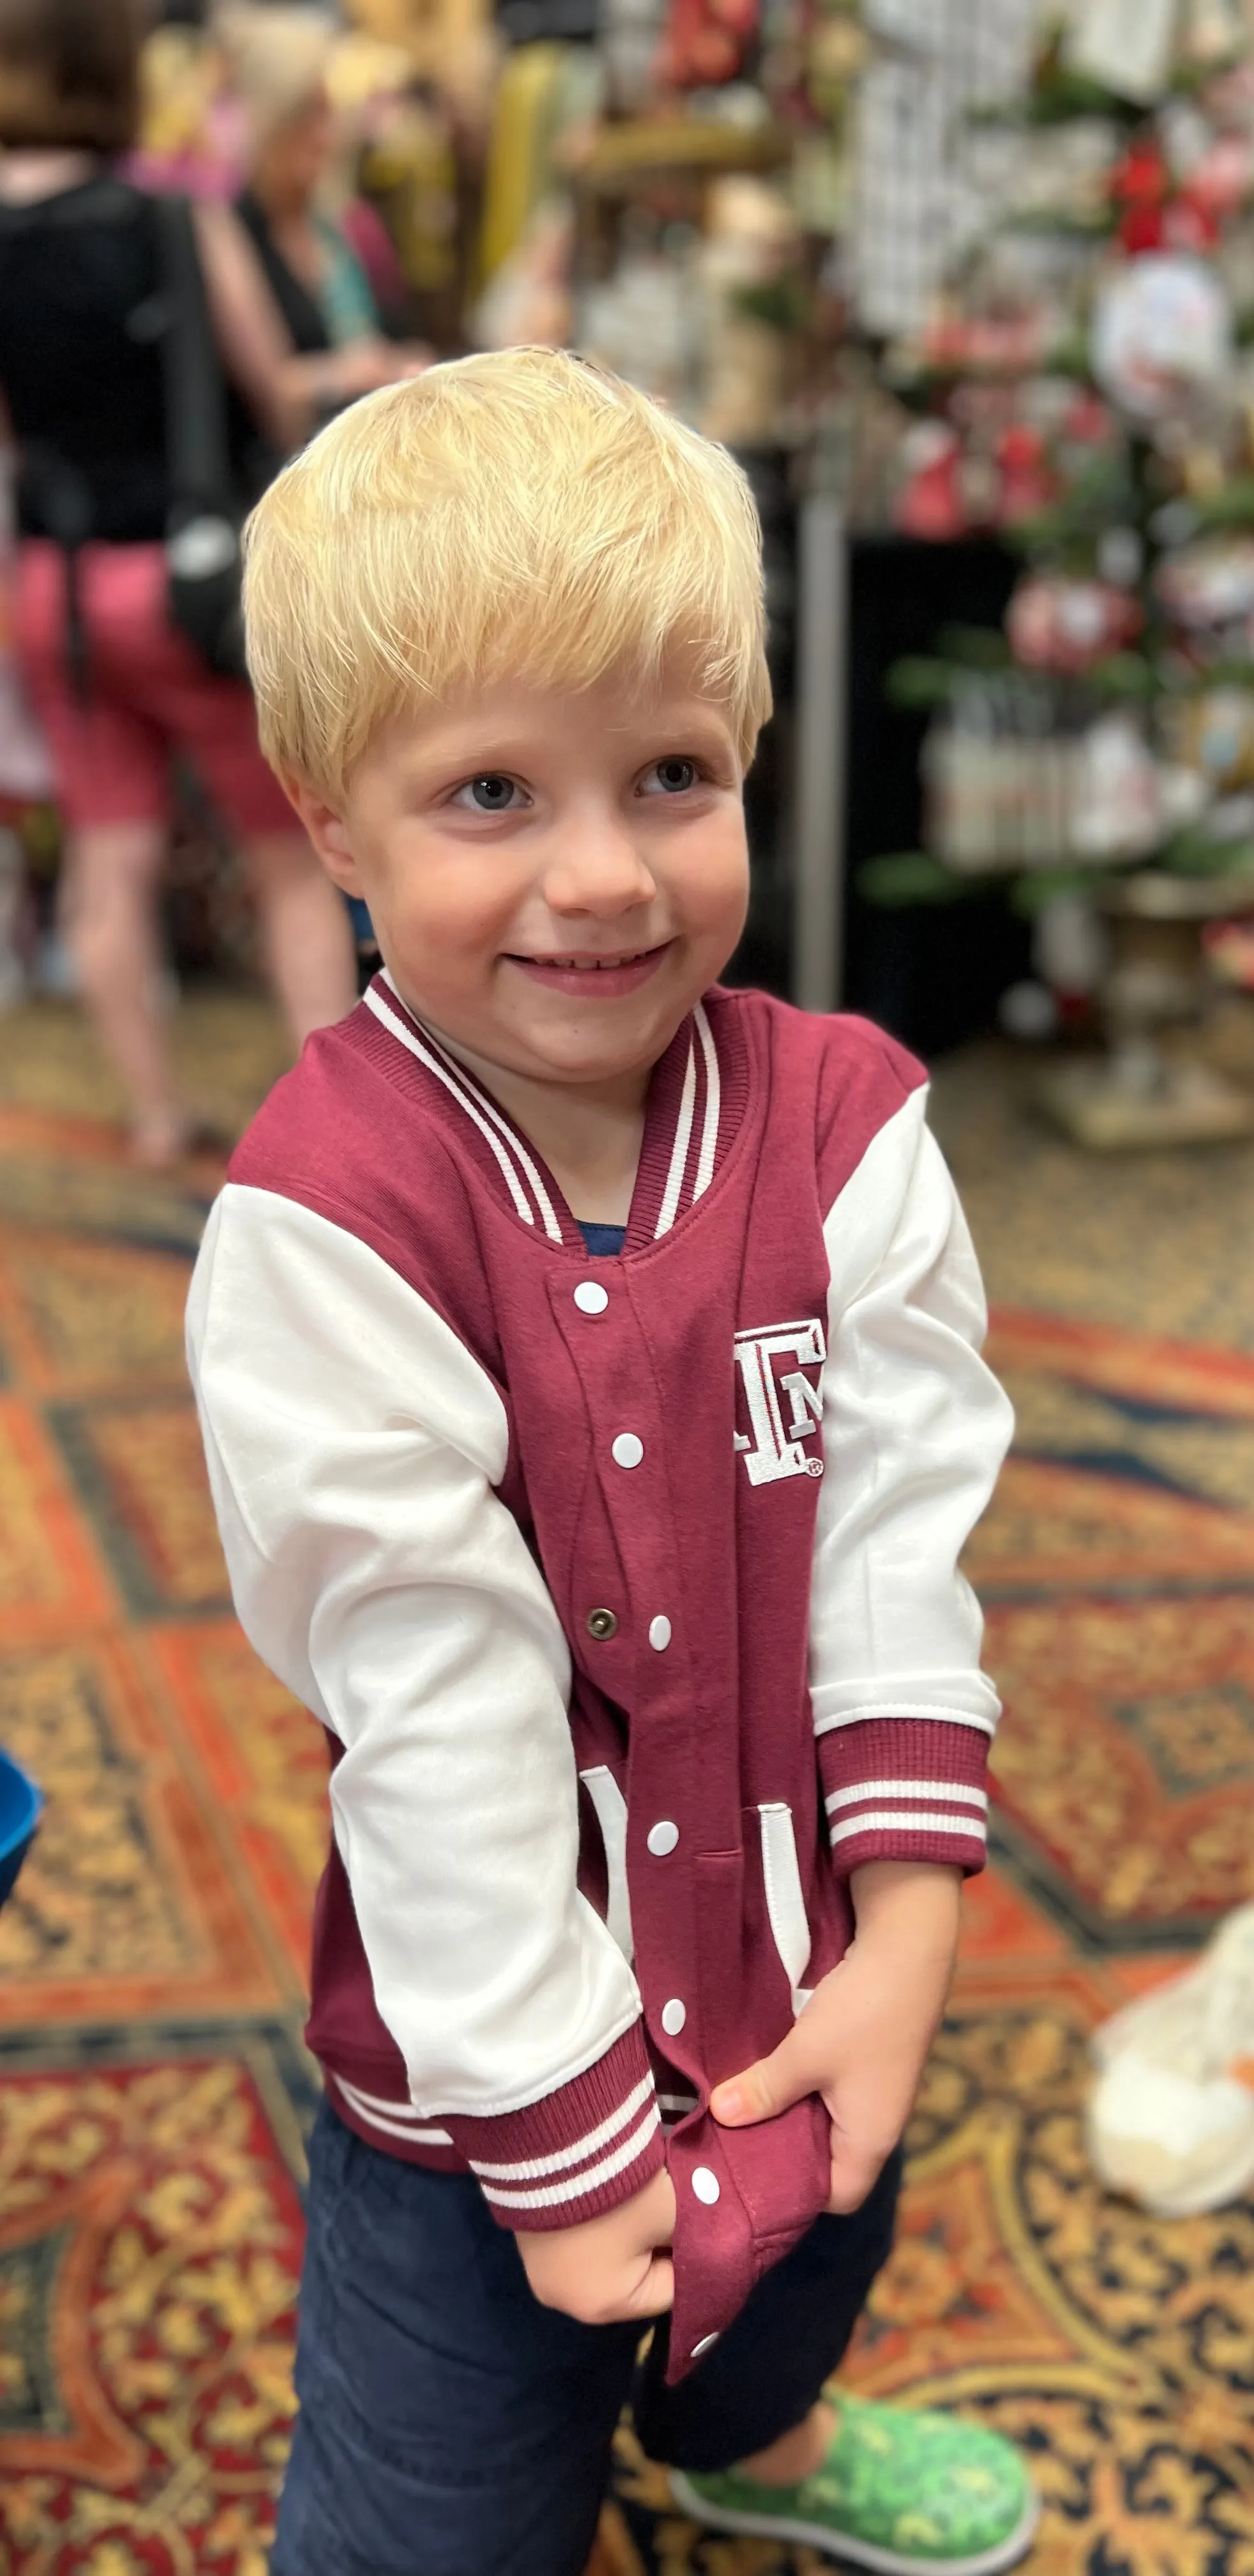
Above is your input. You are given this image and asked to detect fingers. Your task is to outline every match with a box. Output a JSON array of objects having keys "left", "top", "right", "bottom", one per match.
[
  {"left": 624, "top": 2251, "right": 675, "bottom": 2319},
  {"left": 709, "top": 2025, "right": 814, "bottom": 2128},
  {"left": 826, "top": 2139, "right": 891, "bottom": 2214},
  {"left": 534, "top": 2251, "right": 675, "bottom": 2327}
]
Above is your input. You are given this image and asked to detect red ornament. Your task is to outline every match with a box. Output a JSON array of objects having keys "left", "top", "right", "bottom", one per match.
[
  {"left": 995, "top": 422, "right": 1057, "bottom": 526},
  {"left": 1110, "top": 138, "right": 1170, "bottom": 255},
  {"left": 893, "top": 423, "right": 968, "bottom": 541},
  {"left": 1062, "top": 389, "right": 1115, "bottom": 447},
  {"left": 660, "top": 0, "right": 757, "bottom": 86},
  {"left": 1166, "top": 188, "right": 1223, "bottom": 250},
  {"left": 1008, "top": 574, "right": 1143, "bottom": 673}
]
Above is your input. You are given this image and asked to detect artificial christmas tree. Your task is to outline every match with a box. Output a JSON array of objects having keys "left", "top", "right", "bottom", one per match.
[{"left": 867, "top": 3, "right": 1254, "bottom": 1143}]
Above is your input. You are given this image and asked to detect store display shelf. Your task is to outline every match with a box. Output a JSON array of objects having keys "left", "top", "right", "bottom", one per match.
[{"left": 575, "top": 117, "right": 792, "bottom": 194}]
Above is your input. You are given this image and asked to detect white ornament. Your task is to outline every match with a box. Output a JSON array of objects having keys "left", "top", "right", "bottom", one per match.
[{"left": 1090, "top": 255, "right": 1232, "bottom": 420}]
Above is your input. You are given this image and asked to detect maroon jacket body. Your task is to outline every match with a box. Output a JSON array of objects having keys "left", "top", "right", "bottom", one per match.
[{"left": 187, "top": 978, "right": 1012, "bottom": 2376}]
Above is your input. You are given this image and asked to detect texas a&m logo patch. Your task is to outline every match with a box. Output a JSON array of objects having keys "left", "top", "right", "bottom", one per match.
[{"left": 733, "top": 1319, "right": 826, "bottom": 1486}]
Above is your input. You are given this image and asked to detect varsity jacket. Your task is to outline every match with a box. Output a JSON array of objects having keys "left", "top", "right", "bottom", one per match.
[{"left": 186, "top": 976, "right": 1012, "bottom": 2380}]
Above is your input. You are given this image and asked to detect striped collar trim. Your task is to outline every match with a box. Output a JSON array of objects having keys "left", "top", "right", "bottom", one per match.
[{"left": 360, "top": 974, "right": 738, "bottom": 1249}]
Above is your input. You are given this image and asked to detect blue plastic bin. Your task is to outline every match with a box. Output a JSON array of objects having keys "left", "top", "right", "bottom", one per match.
[{"left": 0, "top": 1749, "right": 41, "bottom": 1906}]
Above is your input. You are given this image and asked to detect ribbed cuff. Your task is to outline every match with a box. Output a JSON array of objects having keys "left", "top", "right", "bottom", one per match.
[
  {"left": 817, "top": 1717, "right": 990, "bottom": 1879},
  {"left": 444, "top": 2023, "right": 665, "bottom": 2233}
]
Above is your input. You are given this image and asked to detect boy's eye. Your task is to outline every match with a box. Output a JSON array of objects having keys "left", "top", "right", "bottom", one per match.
[
  {"left": 453, "top": 774, "right": 523, "bottom": 812},
  {"left": 640, "top": 757, "right": 700, "bottom": 797}
]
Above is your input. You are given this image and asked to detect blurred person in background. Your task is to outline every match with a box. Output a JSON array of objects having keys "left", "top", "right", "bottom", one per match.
[
  {"left": 0, "top": 0, "right": 359, "bottom": 1167},
  {"left": 223, "top": 5, "right": 428, "bottom": 438}
]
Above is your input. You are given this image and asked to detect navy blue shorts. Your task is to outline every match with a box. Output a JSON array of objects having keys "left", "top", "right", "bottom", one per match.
[{"left": 272, "top": 2099, "right": 902, "bottom": 2576}]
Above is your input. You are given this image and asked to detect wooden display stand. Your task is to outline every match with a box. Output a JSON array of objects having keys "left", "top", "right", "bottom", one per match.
[
  {"left": 568, "top": 112, "right": 792, "bottom": 298},
  {"left": 1040, "top": 872, "right": 1254, "bottom": 1150}
]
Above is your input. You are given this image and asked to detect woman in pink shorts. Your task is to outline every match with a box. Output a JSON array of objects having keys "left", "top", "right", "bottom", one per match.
[{"left": 0, "top": 0, "right": 364, "bottom": 1163}]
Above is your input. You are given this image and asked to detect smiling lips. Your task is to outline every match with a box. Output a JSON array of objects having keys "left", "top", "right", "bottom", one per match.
[{"left": 507, "top": 941, "right": 672, "bottom": 997}]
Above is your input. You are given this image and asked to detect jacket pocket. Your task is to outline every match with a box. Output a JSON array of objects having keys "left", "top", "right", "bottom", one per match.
[
  {"left": 580, "top": 1765, "right": 633, "bottom": 1963},
  {"left": 757, "top": 1802, "right": 812, "bottom": 2016}
]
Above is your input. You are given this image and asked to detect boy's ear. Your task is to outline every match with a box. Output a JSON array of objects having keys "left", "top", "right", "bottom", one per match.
[{"left": 284, "top": 778, "right": 362, "bottom": 894}]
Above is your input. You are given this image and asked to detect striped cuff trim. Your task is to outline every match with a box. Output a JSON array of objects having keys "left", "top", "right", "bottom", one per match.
[
  {"left": 330, "top": 2076, "right": 454, "bottom": 2148},
  {"left": 477, "top": 2103, "right": 662, "bottom": 2214},
  {"left": 826, "top": 1780, "right": 988, "bottom": 1814},
  {"left": 830, "top": 1808, "right": 987, "bottom": 1848},
  {"left": 468, "top": 2074, "right": 655, "bottom": 2183}
]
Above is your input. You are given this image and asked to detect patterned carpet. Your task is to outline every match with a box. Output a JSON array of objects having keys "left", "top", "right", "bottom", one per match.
[{"left": 1, "top": 993, "right": 1253, "bottom": 2575}]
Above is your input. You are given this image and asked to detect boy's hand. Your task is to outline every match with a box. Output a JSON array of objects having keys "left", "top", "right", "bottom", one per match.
[
  {"left": 517, "top": 2166, "right": 677, "bottom": 2325},
  {"left": 709, "top": 1862, "right": 961, "bottom": 2214}
]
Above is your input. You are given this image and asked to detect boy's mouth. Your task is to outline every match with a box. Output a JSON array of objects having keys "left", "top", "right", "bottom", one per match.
[{"left": 505, "top": 940, "right": 673, "bottom": 997}]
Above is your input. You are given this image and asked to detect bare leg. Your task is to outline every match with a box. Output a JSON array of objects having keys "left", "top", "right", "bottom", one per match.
[
  {"left": 736, "top": 2400, "right": 834, "bottom": 2485},
  {"left": 244, "top": 830, "right": 358, "bottom": 1045},
  {"left": 61, "top": 818, "right": 185, "bottom": 1163}
]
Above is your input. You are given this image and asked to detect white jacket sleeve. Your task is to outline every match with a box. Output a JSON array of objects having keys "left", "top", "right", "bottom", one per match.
[
  {"left": 186, "top": 1186, "right": 653, "bottom": 2163},
  {"left": 809, "top": 1087, "right": 1014, "bottom": 1874}
]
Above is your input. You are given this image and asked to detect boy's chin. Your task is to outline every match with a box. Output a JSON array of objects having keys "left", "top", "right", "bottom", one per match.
[{"left": 507, "top": 993, "right": 695, "bottom": 1078}]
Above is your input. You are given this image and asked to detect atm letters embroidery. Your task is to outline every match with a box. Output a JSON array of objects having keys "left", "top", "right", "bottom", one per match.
[{"left": 732, "top": 1320, "right": 826, "bottom": 1485}]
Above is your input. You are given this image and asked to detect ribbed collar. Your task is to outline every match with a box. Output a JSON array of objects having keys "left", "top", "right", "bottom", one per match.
[{"left": 355, "top": 971, "right": 747, "bottom": 1254}]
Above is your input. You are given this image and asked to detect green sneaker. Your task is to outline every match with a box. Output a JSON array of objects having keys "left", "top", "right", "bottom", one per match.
[{"left": 668, "top": 2393, "right": 1039, "bottom": 2575}]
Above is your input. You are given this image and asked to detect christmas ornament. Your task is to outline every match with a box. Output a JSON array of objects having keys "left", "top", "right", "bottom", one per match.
[
  {"left": 1008, "top": 572, "right": 1143, "bottom": 673},
  {"left": 1090, "top": 252, "right": 1232, "bottom": 419}
]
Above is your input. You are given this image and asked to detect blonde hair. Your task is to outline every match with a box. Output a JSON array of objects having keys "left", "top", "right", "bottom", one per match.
[
  {"left": 217, "top": 4, "right": 334, "bottom": 149},
  {"left": 243, "top": 348, "right": 772, "bottom": 807}
]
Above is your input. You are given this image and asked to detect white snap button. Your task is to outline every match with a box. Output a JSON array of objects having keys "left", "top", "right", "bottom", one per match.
[
  {"left": 573, "top": 1280, "right": 609, "bottom": 1315},
  {"left": 691, "top": 2333, "right": 720, "bottom": 2358},
  {"left": 646, "top": 1820, "right": 679, "bottom": 1857},
  {"left": 648, "top": 1614, "right": 672, "bottom": 1652},
  {"left": 692, "top": 2166, "right": 720, "bottom": 2205},
  {"left": 611, "top": 1432, "right": 644, "bottom": 1469},
  {"left": 660, "top": 1997, "right": 686, "bottom": 2036}
]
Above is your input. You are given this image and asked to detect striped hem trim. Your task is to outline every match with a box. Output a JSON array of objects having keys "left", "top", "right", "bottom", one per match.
[
  {"left": 477, "top": 2103, "right": 662, "bottom": 2214},
  {"left": 658, "top": 2090, "right": 700, "bottom": 2130},
  {"left": 331, "top": 2076, "right": 454, "bottom": 2147},
  {"left": 828, "top": 1808, "right": 988, "bottom": 1848},
  {"left": 825, "top": 1781, "right": 989, "bottom": 1813},
  {"left": 467, "top": 2074, "right": 655, "bottom": 2183}
]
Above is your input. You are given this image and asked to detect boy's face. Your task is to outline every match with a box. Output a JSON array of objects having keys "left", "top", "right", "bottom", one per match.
[{"left": 293, "top": 668, "right": 751, "bottom": 1090}]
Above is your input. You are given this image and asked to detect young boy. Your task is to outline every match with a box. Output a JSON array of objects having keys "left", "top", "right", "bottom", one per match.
[{"left": 187, "top": 349, "right": 1035, "bottom": 2576}]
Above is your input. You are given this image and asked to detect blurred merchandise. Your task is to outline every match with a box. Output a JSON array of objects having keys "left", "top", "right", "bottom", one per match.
[
  {"left": 697, "top": 176, "right": 803, "bottom": 445},
  {"left": 130, "top": 18, "right": 244, "bottom": 195},
  {"left": 859, "top": 10, "right": 1254, "bottom": 1137},
  {"left": 0, "top": 1747, "right": 42, "bottom": 1910},
  {"left": 1204, "top": 906, "right": 1254, "bottom": 982},
  {"left": 347, "top": 0, "right": 499, "bottom": 125},
  {"left": 1088, "top": 1905, "right": 1254, "bottom": 2217},
  {"left": 1090, "top": 251, "right": 1232, "bottom": 417}
]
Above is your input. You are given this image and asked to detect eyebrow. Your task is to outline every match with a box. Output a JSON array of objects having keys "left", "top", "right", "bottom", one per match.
[{"left": 396, "top": 709, "right": 738, "bottom": 788}]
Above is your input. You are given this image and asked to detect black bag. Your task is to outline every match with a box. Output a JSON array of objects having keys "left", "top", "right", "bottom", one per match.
[{"left": 153, "top": 193, "right": 247, "bottom": 683}]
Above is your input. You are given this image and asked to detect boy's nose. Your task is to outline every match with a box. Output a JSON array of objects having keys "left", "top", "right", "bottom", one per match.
[{"left": 542, "top": 821, "right": 658, "bottom": 917}]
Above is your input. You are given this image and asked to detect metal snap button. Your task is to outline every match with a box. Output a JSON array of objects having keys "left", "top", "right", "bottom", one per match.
[
  {"left": 586, "top": 1607, "right": 618, "bottom": 1642},
  {"left": 646, "top": 1820, "right": 679, "bottom": 1856},
  {"left": 573, "top": 1280, "right": 609, "bottom": 1315},
  {"left": 660, "top": 1997, "right": 686, "bottom": 2036},
  {"left": 611, "top": 1432, "right": 644, "bottom": 1469},
  {"left": 692, "top": 2166, "right": 720, "bottom": 2205},
  {"left": 648, "top": 1614, "right": 672, "bottom": 1652}
]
